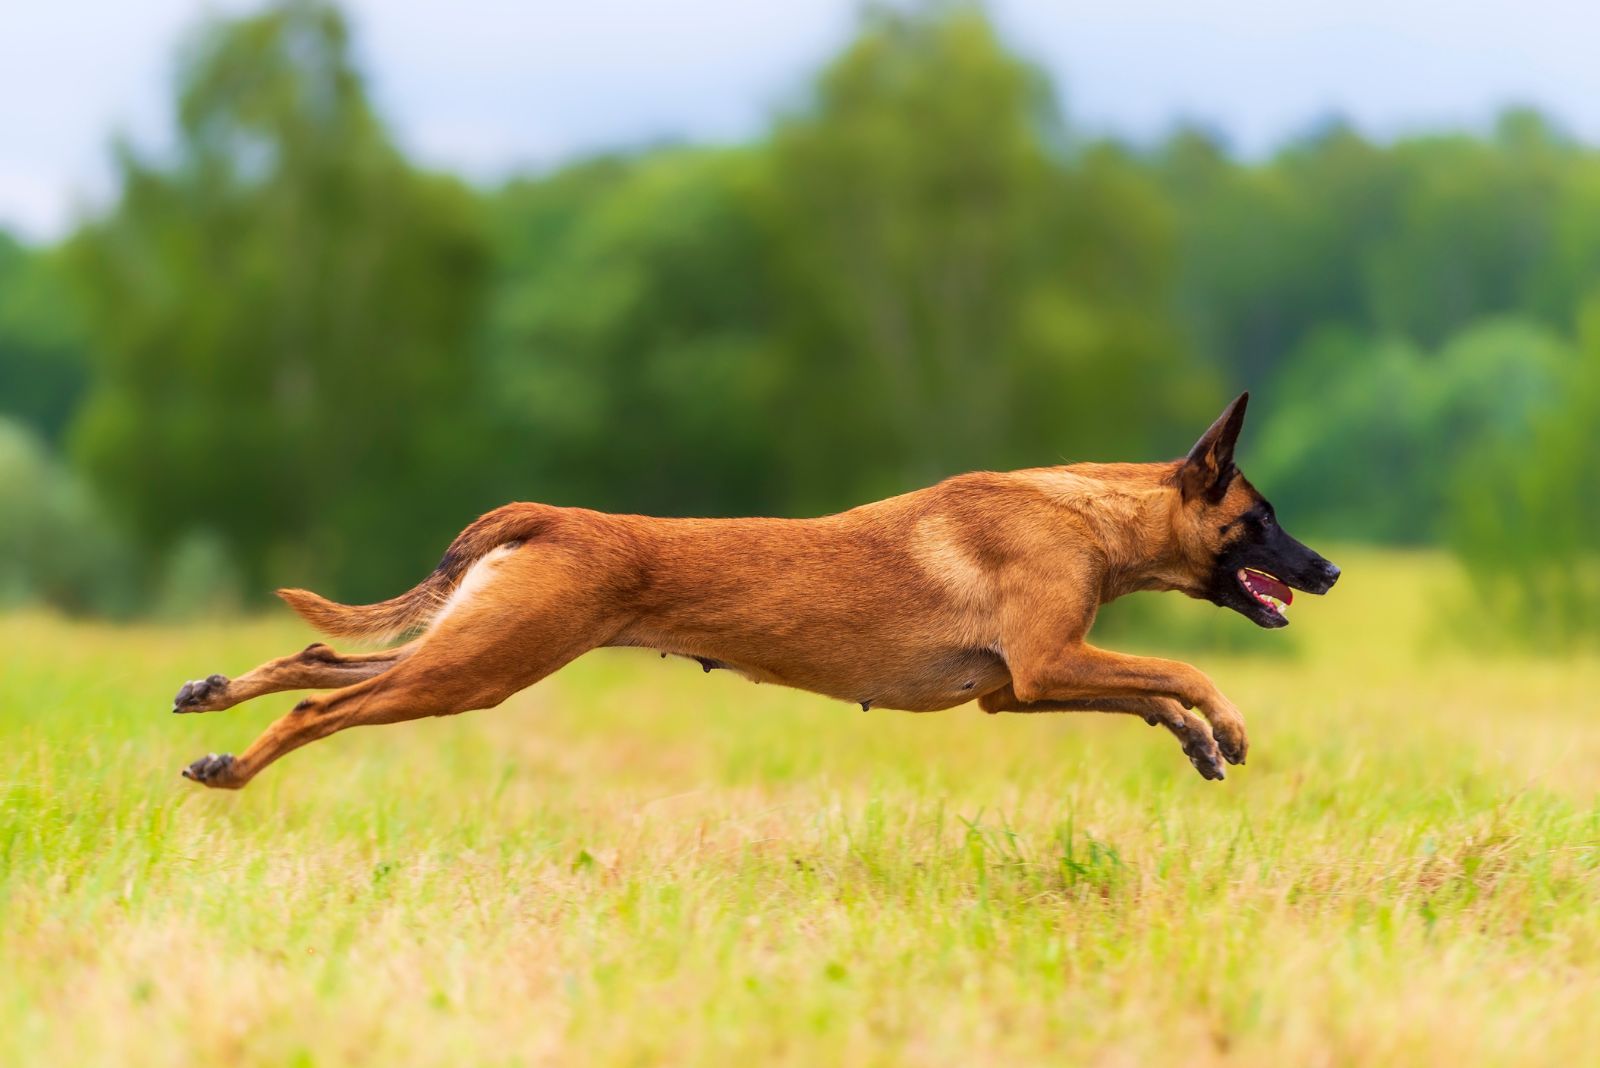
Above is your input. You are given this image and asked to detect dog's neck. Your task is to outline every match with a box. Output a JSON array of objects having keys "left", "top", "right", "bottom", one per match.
[
  {"left": 1037, "top": 462, "right": 1196, "bottom": 603},
  {"left": 1099, "top": 508, "right": 1196, "bottom": 603}
]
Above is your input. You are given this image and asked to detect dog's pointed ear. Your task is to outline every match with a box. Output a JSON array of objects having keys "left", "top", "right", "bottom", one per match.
[{"left": 1179, "top": 391, "right": 1248, "bottom": 503}]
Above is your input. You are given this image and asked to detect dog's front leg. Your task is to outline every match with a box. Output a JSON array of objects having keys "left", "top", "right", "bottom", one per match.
[
  {"left": 978, "top": 686, "right": 1227, "bottom": 780},
  {"left": 1006, "top": 644, "right": 1248, "bottom": 765}
]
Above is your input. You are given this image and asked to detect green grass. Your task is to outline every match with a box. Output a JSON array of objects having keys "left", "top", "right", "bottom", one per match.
[{"left": 3, "top": 549, "right": 1598, "bottom": 1065}]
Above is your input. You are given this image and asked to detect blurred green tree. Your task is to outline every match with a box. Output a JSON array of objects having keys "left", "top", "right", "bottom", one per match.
[
  {"left": 1371, "top": 115, "right": 1574, "bottom": 346},
  {"left": 1252, "top": 319, "right": 1571, "bottom": 543},
  {"left": 1159, "top": 121, "right": 1409, "bottom": 388},
  {"left": 66, "top": 0, "right": 490, "bottom": 600},
  {"left": 0, "top": 418, "right": 136, "bottom": 615},
  {"left": 486, "top": 150, "right": 785, "bottom": 517},
  {"left": 0, "top": 233, "right": 90, "bottom": 442},
  {"left": 1158, "top": 108, "right": 1600, "bottom": 391},
  {"left": 1448, "top": 299, "right": 1600, "bottom": 643},
  {"left": 760, "top": 4, "right": 1211, "bottom": 508},
  {"left": 6, "top": 0, "right": 1592, "bottom": 623}
]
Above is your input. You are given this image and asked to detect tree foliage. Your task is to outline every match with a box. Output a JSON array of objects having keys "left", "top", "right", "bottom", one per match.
[
  {"left": 1252, "top": 319, "right": 1571, "bottom": 544},
  {"left": 66, "top": 0, "right": 488, "bottom": 599},
  {"left": 0, "top": 0, "right": 1590, "bottom": 634},
  {"left": 487, "top": 151, "right": 784, "bottom": 517},
  {"left": 0, "top": 418, "right": 134, "bottom": 614},
  {"left": 0, "top": 234, "right": 88, "bottom": 442},
  {"left": 760, "top": 7, "right": 1209, "bottom": 506},
  {"left": 1447, "top": 303, "right": 1600, "bottom": 643}
]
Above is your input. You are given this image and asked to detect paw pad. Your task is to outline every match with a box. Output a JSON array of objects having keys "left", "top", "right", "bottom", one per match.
[
  {"left": 1180, "top": 731, "right": 1227, "bottom": 782},
  {"left": 173, "top": 674, "right": 229, "bottom": 713},
  {"left": 181, "top": 753, "right": 235, "bottom": 786}
]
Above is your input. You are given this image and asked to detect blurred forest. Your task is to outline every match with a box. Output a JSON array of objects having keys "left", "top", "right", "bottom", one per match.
[{"left": 0, "top": 1, "right": 1596, "bottom": 640}]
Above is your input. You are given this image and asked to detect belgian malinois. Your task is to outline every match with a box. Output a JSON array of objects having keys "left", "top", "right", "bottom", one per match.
[{"left": 175, "top": 392, "right": 1339, "bottom": 788}]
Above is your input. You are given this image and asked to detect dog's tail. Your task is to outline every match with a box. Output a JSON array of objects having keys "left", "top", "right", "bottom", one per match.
[{"left": 276, "top": 503, "right": 553, "bottom": 643}]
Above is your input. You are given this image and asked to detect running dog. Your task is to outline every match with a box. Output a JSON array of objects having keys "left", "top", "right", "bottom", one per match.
[{"left": 174, "top": 392, "right": 1339, "bottom": 788}]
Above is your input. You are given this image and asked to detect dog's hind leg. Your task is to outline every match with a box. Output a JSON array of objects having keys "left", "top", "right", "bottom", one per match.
[
  {"left": 180, "top": 544, "right": 630, "bottom": 789},
  {"left": 172, "top": 641, "right": 420, "bottom": 714},
  {"left": 979, "top": 685, "right": 1227, "bottom": 781}
]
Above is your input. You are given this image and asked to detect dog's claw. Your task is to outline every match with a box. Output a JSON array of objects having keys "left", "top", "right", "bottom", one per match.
[
  {"left": 173, "top": 674, "right": 229, "bottom": 713},
  {"left": 181, "top": 753, "right": 236, "bottom": 787}
]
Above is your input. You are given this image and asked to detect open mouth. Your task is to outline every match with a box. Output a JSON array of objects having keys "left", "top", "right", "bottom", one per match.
[{"left": 1238, "top": 568, "right": 1293, "bottom": 619}]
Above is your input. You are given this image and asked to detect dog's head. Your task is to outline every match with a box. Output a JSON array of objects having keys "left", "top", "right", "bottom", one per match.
[{"left": 1171, "top": 393, "right": 1340, "bottom": 628}]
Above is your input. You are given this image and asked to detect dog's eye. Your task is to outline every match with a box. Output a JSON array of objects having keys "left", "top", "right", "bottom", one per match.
[{"left": 1259, "top": 513, "right": 1275, "bottom": 530}]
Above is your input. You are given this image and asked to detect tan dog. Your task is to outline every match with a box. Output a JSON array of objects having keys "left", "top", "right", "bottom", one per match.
[{"left": 175, "top": 392, "right": 1338, "bottom": 789}]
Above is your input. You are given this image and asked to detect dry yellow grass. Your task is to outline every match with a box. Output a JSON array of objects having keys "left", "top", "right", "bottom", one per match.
[{"left": 2, "top": 549, "right": 1597, "bottom": 1065}]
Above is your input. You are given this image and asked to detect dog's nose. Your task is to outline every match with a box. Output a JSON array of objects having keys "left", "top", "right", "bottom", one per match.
[{"left": 1321, "top": 561, "right": 1341, "bottom": 588}]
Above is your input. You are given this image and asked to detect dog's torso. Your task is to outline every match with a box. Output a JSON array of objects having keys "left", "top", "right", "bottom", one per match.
[{"left": 593, "top": 468, "right": 1158, "bottom": 711}]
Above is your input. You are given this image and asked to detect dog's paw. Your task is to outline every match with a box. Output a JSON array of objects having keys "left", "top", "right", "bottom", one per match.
[
  {"left": 173, "top": 674, "right": 230, "bottom": 714},
  {"left": 1177, "top": 724, "right": 1227, "bottom": 781},
  {"left": 1200, "top": 694, "right": 1248, "bottom": 765},
  {"left": 181, "top": 753, "right": 237, "bottom": 788},
  {"left": 1212, "top": 719, "right": 1248, "bottom": 766}
]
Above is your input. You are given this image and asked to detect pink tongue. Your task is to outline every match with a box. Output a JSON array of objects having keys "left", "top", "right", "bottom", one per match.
[{"left": 1247, "top": 571, "right": 1293, "bottom": 604}]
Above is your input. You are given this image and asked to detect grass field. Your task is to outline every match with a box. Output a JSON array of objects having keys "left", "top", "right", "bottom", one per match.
[{"left": 3, "top": 549, "right": 1599, "bottom": 1066}]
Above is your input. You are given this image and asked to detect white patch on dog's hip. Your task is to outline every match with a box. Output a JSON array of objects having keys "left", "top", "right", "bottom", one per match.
[{"left": 430, "top": 544, "right": 519, "bottom": 629}]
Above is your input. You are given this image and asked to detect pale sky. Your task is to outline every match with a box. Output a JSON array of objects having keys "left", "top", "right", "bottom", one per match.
[{"left": 3, "top": 0, "right": 1599, "bottom": 241}]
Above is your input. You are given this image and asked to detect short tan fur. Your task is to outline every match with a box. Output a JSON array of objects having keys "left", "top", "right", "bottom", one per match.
[{"left": 175, "top": 392, "right": 1340, "bottom": 789}]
